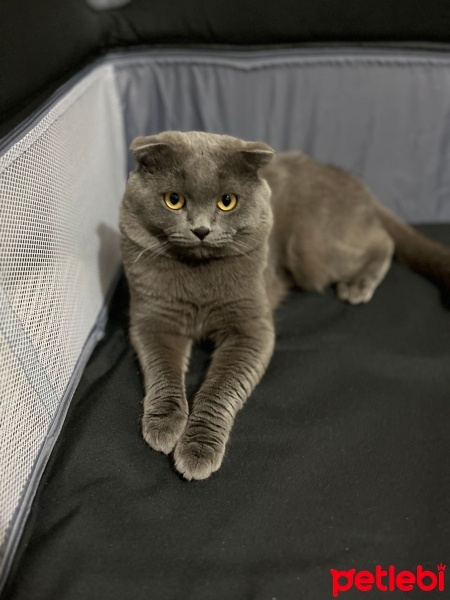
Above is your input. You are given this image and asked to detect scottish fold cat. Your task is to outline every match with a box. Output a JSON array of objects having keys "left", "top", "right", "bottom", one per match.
[{"left": 120, "top": 131, "right": 450, "bottom": 480}]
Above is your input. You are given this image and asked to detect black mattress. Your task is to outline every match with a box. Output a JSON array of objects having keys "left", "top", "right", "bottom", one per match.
[{"left": 4, "top": 225, "right": 450, "bottom": 600}]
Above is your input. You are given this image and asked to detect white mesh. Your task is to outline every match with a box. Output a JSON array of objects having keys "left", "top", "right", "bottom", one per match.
[
  {"left": 0, "top": 332, "right": 52, "bottom": 546},
  {"left": 0, "top": 64, "right": 126, "bottom": 570}
]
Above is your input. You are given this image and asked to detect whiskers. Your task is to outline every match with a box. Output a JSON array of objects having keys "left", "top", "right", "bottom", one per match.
[
  {"left": 133, "top": 247, "right": 151, "bottom": 263},
  {"left": 132, "top": 231, "right": 259, "bottom": 263},
  {"left": 229, "top": 237, "right": 258, "bottom": 257},
  {"left": 133, "top": 233, "right": 173, "bottom": 263},
  {"left": 204, "top": 235, "right": 258, "bottom": 257}
]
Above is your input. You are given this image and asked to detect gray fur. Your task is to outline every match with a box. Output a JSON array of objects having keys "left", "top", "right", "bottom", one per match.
[{"left": 120, "top": 131, "right": 450, "bottom": 480}]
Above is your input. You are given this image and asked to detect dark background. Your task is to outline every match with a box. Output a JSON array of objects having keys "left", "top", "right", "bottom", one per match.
[{"left": 2, "top": 0, "right": 450, "bottom": 137}]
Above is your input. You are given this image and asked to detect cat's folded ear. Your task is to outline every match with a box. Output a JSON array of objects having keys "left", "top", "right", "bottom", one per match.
[
  {"left": 236, "top": 141, "right": 275, "bottom": 172},
  {"left": 129, "top": 135, "right": 174, "bottom": 170}
]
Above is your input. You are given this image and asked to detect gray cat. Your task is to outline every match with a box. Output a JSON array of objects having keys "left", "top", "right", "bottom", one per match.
[{"left": 120, "top": 131, "right": 450, "bottom": 480}]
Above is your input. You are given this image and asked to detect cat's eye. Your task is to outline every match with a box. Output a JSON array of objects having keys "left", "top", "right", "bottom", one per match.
[
  {"left": 164, "top": 192, "right": 186, "bottom": 210},
  {"left": 217, "top": 193, "right": 238, "bottom": 212}
]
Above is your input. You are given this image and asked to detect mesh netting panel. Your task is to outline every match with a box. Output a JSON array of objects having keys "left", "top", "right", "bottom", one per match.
[
  {"left": 0, "top": 332, "right": 51, "bottom": 547},
  {"left": 0, "top": 64, "right": 126, "bottom": 568}
]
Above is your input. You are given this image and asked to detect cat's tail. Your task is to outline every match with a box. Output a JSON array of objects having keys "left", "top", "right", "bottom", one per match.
[{"left": 373, "top": 201, "right": 450, "bottom": 296}]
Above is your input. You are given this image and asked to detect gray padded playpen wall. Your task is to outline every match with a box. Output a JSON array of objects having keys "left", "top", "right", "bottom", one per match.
[{"left": 1, "top": 47, "right": 450, "bottom": 587}]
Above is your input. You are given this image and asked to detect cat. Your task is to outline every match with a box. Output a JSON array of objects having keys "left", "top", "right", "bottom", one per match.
[{"left": 119, "top": 130, "right": 450, "bottom": 481}]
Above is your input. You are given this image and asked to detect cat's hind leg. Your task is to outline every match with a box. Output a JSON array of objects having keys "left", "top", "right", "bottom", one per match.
[
  {"left": 285, "top": 224, "right": 394, "bottom": 304},
  {"left": 285, "top": 232, "right": 334, "bottom": 293},
  {"left": 336, "top": 230, "right": 394, "bottom": 304}
]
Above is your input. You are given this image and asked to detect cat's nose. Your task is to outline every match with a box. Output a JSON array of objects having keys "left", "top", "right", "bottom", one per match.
[{"left": 191, "top": 226, "right": 211, "bottom": 240}]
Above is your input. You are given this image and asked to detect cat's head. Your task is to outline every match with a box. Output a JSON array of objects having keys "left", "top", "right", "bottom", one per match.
[{"left": 121, "top": 131, "right": 274, "bottom": 260}]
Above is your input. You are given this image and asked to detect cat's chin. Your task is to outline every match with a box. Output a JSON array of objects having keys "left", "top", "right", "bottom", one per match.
[
  {"left": 164, "top": 235, "right": 264, "bottom": 260},
  {"left": 168, "top": 242, "right": 230, "bottom": 261}
]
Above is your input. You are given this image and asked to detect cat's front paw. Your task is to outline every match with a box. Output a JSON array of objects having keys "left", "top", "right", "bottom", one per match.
[
  {"left": 142, "top": 400, "right": 188, "bottom": 455},
  {"left": 173, "top": 431, "right": 226, "bottom": 481}
]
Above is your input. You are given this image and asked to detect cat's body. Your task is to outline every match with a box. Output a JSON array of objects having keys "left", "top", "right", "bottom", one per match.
[{"left": 120, "top": 131, "right": 450, "bottom": 480}]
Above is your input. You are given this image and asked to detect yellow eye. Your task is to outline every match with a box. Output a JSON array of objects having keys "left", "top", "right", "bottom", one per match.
[
  {"left": 164, "top": 192, "right": 186, "bottom": 210},
  {"left": 217, "top": 193, "right": 238, "bottom": 212}
]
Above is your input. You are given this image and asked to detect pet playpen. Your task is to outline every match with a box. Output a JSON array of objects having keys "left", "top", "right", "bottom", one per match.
[{"left": 1, "top": 1, "right": 449, "bottom": 598}]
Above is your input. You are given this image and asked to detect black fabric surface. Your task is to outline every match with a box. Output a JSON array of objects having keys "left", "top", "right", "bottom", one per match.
[
  {"left": 4, "top": 225, "right": 450, "bottom": 600},
  {"left": 3, "top": 0, "right": 450, "bottom": 139},
  {"left": 0, "top": 0, "right": 105, "bottom": 139}
]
